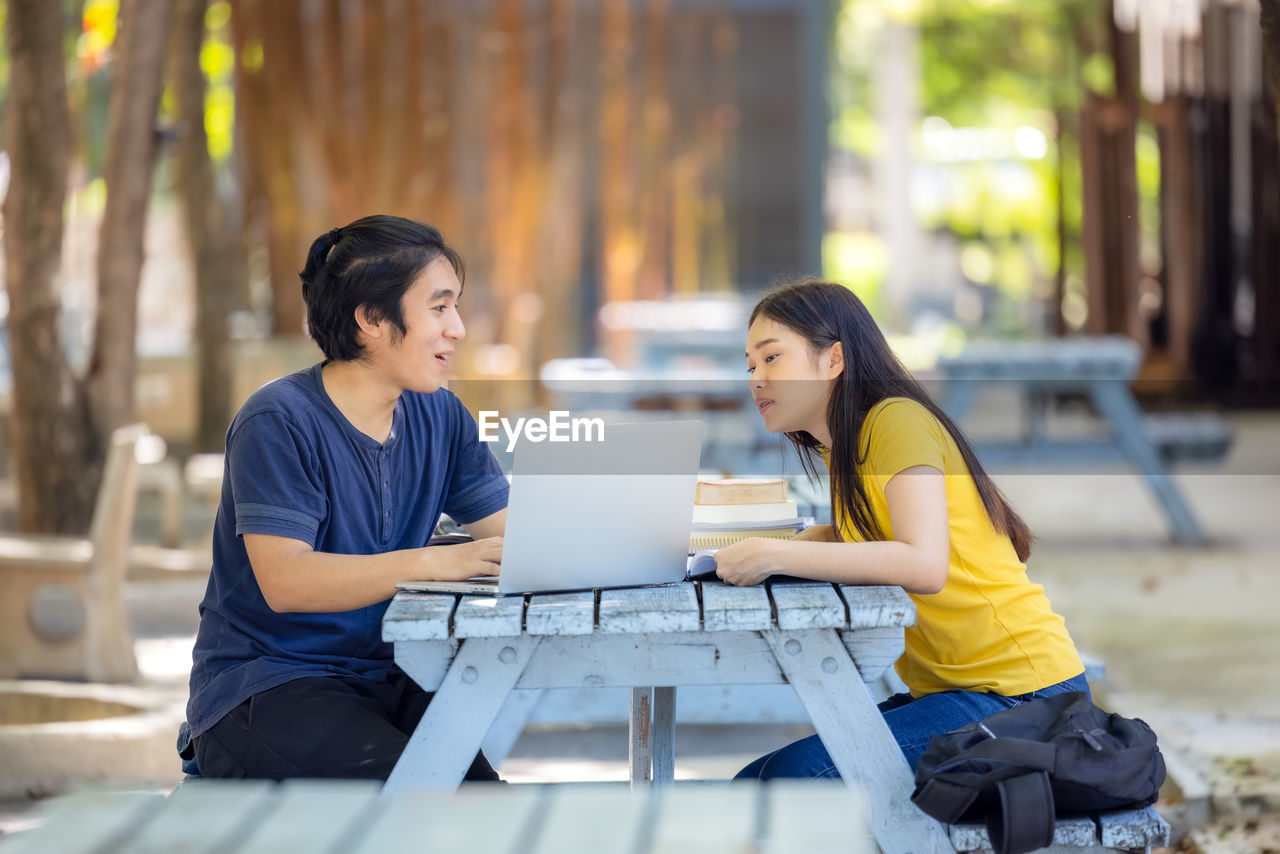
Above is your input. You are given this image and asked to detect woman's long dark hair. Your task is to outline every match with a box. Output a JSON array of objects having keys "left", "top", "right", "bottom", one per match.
[{"left": 750, "top": 281, "right": 1034, "bottom": 562}]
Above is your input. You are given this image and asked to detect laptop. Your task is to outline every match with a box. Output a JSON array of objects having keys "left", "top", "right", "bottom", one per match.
[{"left": 397, "top": 419, "right": 704, "bottom": 596}]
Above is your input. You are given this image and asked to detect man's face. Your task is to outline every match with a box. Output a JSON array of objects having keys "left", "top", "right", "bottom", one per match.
[{"left": 381, "top": 256, "right": 466, "bottom": 394}]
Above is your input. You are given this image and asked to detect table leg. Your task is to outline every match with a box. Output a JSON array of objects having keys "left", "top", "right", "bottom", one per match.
[
  {"left": 480, "top": 689, "right": 544, "bottom": 769},
  {"left": 387, "top": 635, "right": 539, "bottom": 792},
  {"left": 652, "top": 687, "right": 676, "bottom": 785},
  {"left": 939, "top": 380, "right": 980, "bottom": 423},
  {"left": 629, "top": 687, "right": 653, "bottom": 786},
  {"left": 764, "top": 628, "right": 952, "bottom": 854},
  {"left": 1023, "top": 389, "right": 1051, "bottom": 444},
  {"left": 1089, "top": 381, "right": 1208, "bottom": 544}
]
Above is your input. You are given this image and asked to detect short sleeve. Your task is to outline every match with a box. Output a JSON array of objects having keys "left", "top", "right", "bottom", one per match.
[
  {"left": 440, "top": 397, "right": 509, "bottom": 524},
  {"left": 862, "top": 399, "right": 947, "bottom": 493},
  {"left": 228, "top": 411, "right": 328, "bottom": 545}
]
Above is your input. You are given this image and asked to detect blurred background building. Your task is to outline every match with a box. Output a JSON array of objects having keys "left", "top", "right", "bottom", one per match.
[{"left": 0, "top": 0, "right": 1274, "bottom": 525}]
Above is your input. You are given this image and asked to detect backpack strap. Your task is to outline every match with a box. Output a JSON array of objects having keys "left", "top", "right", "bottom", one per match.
[
  {"left": 986, "top": 771, "right": 1056, "bottom": 854},
  {"left": 911, "top": 775, "right": 981, "bottom": 823},
  {"left": 937, "top": 737, "right": 1056, "bottom": 773}
]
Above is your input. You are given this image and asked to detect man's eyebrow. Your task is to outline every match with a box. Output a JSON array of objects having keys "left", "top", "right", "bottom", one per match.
[
  {"left": 429, "top": 288, "right": 457, "bottom": 301},
  {"left": 745, "top": 337, "right": 780, "bottom": 357}
]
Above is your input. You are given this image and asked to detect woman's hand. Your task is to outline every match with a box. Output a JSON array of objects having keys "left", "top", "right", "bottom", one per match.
[
  {"left": 713, "top": 537, "right": 789, "bottom": 586},
  {"left": 419, "top": 536, "right": 503, "bottom": 581}
]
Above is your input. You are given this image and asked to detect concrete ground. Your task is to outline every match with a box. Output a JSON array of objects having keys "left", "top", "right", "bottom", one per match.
[{"left": 2, "top": 406, "right": 1278, "bottom": 849}]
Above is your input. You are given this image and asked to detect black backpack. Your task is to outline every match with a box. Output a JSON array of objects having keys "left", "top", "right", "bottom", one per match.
[{"left": 910, "top": 691, "right": 1165, "bottom": 854}]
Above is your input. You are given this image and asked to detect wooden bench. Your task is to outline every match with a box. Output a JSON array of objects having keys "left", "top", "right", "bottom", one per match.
[
  {"left": 127, "top": 451, "right": 223, "bottom": 581},
  {"left": 0, "top": 779, "right": 874, "bottom": 854},
  {"left": 1142, "top": 412, "right": 1233, "bottom": 464},
  {"left": 0, "top": 423, "right": 149, "bottom": 683},
  {"left": 949, "top": 807, "right": 1169, "bottom": 854}
]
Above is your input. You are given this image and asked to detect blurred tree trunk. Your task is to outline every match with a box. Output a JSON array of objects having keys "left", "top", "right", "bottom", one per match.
[
  {"left": 599, "top": 0, "right": 636, "bottom": 363},
  {"left": 534, "top": 0, "right": 587, "bottom": 370},
  {"left": 4, "top": 0, "right": 173, "bottom": 533},
  {"left": 2, "top": 0, "right": 99, "bottom": 534},
  {"left": 1263, "top": 0, "right": 1280, "bottom": 141},
  {"left": 90, "top": 0, "right": 173, "bottom": 438},
  {"left": 170, "top": 0, "right": 239, "bottom": 451},
  {"left": 636, "top": 0, "right": 671, "bottom": 301},
  {"left": 229, "top": 0, "right": 308, "bottom": 336},
  {"left": 223, "top": 1, "right": 739, "bottom": 373}
]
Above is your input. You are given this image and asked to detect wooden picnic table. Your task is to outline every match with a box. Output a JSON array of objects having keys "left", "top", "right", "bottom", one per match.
[
  {"left": 382, "top": 580, "right": 954, "bottom": 854},
  {"left": 0, "top": 779, "right": 872, "bottom": 854},
  {"left": 937, "top": 335, "right": 1222, "bottom": 544}
]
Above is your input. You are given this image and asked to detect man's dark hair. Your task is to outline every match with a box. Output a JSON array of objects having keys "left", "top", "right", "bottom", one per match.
[{"left": 299, "top": 215, "right": 465, "bottom": 361}]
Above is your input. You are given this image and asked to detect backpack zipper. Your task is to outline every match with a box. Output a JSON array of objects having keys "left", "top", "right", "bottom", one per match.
[{"left": 1076, "top": 727, "right": 1104, "bottom": 751}]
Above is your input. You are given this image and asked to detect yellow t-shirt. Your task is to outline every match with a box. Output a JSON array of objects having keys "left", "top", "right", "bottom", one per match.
[{"left": 828, "top": 397, "right": 1083, "bottom": 697}]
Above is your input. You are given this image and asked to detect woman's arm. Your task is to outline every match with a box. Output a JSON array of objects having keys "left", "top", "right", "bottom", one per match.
[
  {"left": 245, "top": 529, "right": 502, "bottom": 613},
  {"left": 792, "top": 523, "right": 838, "bottom": 542},
  {"left": 713, "top": 465, "right": 950, "bottom": 593}
]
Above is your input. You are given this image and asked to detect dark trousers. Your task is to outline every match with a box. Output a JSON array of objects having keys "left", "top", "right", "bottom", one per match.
[{"left": 193, "top": 672, "right": 500, "bottom": 782}]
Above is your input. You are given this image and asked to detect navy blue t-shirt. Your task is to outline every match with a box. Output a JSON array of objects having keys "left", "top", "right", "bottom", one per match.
[{"left": 186, "top": 364, "right": 508, "bottom": 738}]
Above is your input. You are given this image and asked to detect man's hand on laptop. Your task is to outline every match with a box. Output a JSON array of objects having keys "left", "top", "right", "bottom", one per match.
[{"left": 418, "top": 536, "right": 503, "bottom": 581}]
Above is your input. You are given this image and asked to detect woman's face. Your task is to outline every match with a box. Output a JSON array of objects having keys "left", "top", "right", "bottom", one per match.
[{"left": 745, "top": 315, "right": 842, "bottom": 445}]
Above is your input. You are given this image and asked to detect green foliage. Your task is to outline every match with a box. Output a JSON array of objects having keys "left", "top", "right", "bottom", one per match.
[
  {"left": 829, "top": 0, "right": 1108, "bottom": 334},
  {"left": 831, "top": 1, "right": 885, "bottom": 158},
  {"left": 824, "top": 230, "right": 889, "bottom": 317},
  {"left": 201, "top": 3, "right": 236, "bottom": 163},
  {"left": 1, "top": 0, "right": 236, "bottom": 194},
  {"left": 1135, "top": 123, "right": 1162, "bottom": 275},
  {"left": 159, "top": 1, "right": 235, "bottom": 164},
  {"left": 918, "top": 0, "right": 1099, "bottom": 122},
  {"left": 1081, "top": 51, "right": 1115, "bottom": 97}
]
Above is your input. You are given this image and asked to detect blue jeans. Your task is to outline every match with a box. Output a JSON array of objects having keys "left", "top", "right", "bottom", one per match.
[{"left": 734, "top": 673, "right": 1091, "bottom": 780}]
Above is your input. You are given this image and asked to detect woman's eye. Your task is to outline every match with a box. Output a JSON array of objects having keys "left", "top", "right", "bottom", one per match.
[{"left": 764, "top": 354, "right": 778, "bottom": 364}]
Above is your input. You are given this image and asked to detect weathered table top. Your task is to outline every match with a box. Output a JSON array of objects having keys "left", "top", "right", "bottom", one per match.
[
  {"left": 383, "top": 580, "right": 956, "bottom": 854},
  {"left": 0, "top": 779, "right": 873, "bottom": 854},
  {"left": 936, "top": 335, "right": 1142, "bottom": 382},
  {"left": 383, "top": 578, "right": 915, "bottom": 643}
]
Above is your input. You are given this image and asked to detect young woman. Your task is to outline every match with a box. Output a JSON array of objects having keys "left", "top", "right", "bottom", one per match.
[{"left": 718, "top": 281, "right": 1088, "bottom": 778}]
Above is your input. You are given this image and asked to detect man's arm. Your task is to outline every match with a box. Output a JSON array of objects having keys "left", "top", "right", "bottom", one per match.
[
  {"left": 244, "top": 533, "right": 502, "bottom": 613},
  {"left": 460, "top": 507, "right": 506, "bottom": 540}
]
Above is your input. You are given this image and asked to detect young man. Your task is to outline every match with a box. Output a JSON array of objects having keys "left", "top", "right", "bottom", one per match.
[{"left": 183, "top": 216, "right": 508, "bottom": 780}]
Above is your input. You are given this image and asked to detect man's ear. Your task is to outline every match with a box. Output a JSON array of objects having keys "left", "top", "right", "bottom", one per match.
[
  {"left": 354, "top": 305, "right": 384, "bottom": 342},
  {"left": 825, "top": 341, "right": 844, "bottom": 380}
]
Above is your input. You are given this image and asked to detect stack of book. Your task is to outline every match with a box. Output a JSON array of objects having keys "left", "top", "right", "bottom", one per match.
[{"left": 689, "top": 478, "right": 806, "bottom": 553}]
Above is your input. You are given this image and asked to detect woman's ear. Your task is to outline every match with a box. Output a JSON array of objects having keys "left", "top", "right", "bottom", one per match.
[{"left": 825, "top": 341, "right": 844, "bottom": 380}]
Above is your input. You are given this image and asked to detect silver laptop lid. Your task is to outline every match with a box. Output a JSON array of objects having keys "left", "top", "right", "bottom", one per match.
[{"left": 498, "top": 420, "right": 704, "bottom": 594}]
